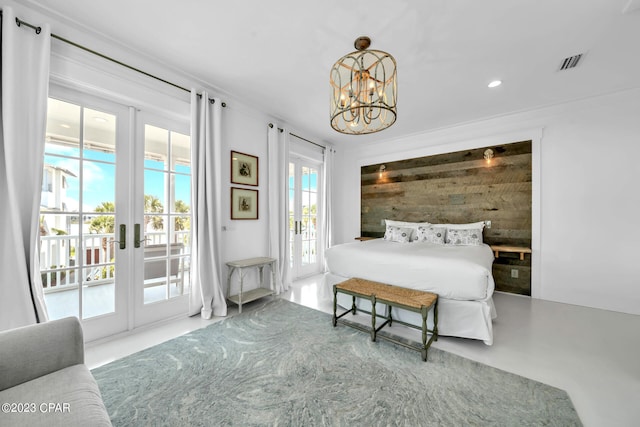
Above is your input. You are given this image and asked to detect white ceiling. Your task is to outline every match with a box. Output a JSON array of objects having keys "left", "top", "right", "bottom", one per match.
[{"left": 20, "top": 0, "right": 640, "bottom": 146}]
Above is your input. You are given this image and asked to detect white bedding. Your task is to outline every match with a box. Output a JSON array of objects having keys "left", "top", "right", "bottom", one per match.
[{"left": 324, "top": 239, "right": 495, "bottom": 301}]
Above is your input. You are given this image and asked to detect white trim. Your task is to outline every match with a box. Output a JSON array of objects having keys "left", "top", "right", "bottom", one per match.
[
  {"left": 531, "top": 129, "right": 542, "bottom": 299},
  {"left": 49, "top": 47, "right": 190, "bottom": 122}
]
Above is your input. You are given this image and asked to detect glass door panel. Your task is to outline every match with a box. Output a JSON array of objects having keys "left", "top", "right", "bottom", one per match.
[
  {"left": 40, "top": 89, "right": 129, "bottom": 341},
  {"left": 135, "top": 115, "right": 191, "bottom": 327},
  {"left": 142, "top": 124, "right": 191, "bottom": 305},
  {"left": 301, "top": 167, "right": 318, "bottom": 268},
  {"left": 289, "top": 158, "right": 322, "bottom": 279}
]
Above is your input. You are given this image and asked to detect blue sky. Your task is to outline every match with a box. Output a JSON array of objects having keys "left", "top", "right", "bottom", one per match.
[
  {"left": 45, "top": 148, "right": 190, "bottom": 213},
  {"left": 288, "top": 172, "right": 318, "bottom": 190}
]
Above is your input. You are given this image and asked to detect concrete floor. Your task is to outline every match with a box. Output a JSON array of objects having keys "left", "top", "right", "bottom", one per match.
[{"left": 86, "top": 274, "right": 640, "bottom": 427}]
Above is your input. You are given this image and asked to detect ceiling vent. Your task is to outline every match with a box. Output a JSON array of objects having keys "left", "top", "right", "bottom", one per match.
[{"left": 559, "top": 53, "right": 584, "bottom": 71}]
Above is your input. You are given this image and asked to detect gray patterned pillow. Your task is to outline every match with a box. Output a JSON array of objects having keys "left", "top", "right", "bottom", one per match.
[
  {"left": 415, "top": 226, "right": 446, "bottom": 244},
  {"left": 385, "top": 220, "right": 431, "bottom": 241},
  {"left": 383, "top": 226, "right": 413, "bottom": 243},
  {"left": 445, "top": 228, "right": 483, "bottom": 245}
]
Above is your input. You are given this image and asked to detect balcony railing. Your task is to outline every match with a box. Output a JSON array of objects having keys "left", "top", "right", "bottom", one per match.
[{"left": 40, "top": 230, "right": 190, "bottom": 292}]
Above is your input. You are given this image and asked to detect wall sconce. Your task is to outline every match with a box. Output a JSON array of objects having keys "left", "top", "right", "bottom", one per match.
[
  {"left": 379, "top": 164, "right": 386, "bottom": 179},
  {"left": 484, "top": 149, "right": 494, "bottom": 165}
]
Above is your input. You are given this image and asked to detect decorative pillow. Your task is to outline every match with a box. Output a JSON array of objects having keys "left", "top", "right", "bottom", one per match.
[
  {"left": 445, "top": 228, "right": 483, "bottom": 246},
  {"left": 383, "top": 226, "right": 413, "bottom": 243},
  {"left": 433, "top": 221, "right": 486, "bottom": 231},
  {"left": 415, "top": 226, "right": 446, "bottom": 244},
  {"left": 384, "top": 220, "right": 431, "bottom": 241},
  {"left": 432, "top": 221, "right": 486, "bottom": 242}
]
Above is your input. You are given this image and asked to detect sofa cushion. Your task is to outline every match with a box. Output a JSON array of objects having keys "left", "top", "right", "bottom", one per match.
[
  {"left": 0, "top": 317, "right": 84, "bottom": 391},
  {"left": 0, "top": 364, "right": 111, "bottom": 426}
]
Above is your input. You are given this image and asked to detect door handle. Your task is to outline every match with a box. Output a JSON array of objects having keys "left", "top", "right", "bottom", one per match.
[
  {"left": 109, "top": 224, "right": 126, "bottom": 249},
  {"left": 114, "top": 224, "right": 125, "bottom": 249},
  {"left": 134, "top": 223, "right": 150, "bottom": 248}
]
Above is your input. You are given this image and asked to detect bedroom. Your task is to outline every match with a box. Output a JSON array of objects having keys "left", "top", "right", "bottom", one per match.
[{"left": 1, "top": 0, "right": 639, "bottom": 426}]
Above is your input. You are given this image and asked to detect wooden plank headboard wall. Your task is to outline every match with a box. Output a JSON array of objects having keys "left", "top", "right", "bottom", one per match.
[{"left": 360, "top": 140, "right": 532, "bottom": 295}]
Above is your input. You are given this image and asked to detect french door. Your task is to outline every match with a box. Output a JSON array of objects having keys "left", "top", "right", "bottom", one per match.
[
  {"left": 40, "top": 86, "right": 191, "bottom": 341},
  {"left": 288, "top": 157, "right": 323, "bottom": 279},
  {"left": 133, "top": 112, "right": 191, "bottom": 327},
  {"left": 40, "top": 87, "right": 130, "bottom": 341}
]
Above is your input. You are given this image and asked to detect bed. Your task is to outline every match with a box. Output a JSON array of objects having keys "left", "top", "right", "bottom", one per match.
[{"left": 324, "top": 223, "right": 497, "bottom": 345}]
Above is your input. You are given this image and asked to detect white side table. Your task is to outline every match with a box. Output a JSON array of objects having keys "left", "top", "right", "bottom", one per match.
[{"left": 226, "top": 257, "right": 277, "bottom": 313}]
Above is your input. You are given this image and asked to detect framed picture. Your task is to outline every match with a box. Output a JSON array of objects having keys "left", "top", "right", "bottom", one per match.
[
  {"left": 231, "top": 187, "right": 258, "bottom": 220},
  {"left": 231, "top": 151, "right": 258, "bottom": 186}
]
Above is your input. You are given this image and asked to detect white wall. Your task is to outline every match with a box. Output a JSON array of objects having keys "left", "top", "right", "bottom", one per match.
[
  {"left": 219, "top": 104, "right": 272, "bottom": 264},
  {"left": 333, "top": 88, "right": 640, "bottom": 315}
]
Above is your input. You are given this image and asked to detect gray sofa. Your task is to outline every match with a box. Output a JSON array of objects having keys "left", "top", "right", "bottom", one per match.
[{"left": 0, "top": 317, "right": 112, "bottom": 426}]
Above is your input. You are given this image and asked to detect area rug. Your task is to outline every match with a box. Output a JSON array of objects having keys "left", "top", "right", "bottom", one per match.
[{"left": 92, "top": 299, "right": 581, "bottom": 426}]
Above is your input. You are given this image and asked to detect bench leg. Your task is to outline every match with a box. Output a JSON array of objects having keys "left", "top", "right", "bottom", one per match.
[
  {"left": 332, "top": 285, "right": 338, "bottom": 327},
  {"left": 351, "top": 296, "right": 357, "bottom": 315},
  {"left": 421, "top": 305, "right": 428, "bottom": 362},
  {"left": 434, "top": 298, "right": 439, "bottom": 341},
  {"left": 370, "top": 295, "right": 377, "bottom": 342}
]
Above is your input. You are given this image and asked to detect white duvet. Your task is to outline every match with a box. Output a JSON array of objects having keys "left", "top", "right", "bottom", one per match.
[{"left": 325, "top": 239, "right": 495, "bottom": 301}]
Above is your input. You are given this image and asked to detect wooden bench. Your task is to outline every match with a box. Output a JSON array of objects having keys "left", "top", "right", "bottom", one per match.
[{"left": 332, "top": 278, "right": 438, "bottom": 361}]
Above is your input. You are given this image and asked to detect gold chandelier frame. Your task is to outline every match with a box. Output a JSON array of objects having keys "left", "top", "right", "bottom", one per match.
[{"left": 330, "top": 36, "right": 397, "bottom": 135}]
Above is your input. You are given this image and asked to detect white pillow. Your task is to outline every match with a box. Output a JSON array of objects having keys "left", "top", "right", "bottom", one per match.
[
  {"left": 385, "top": 220, "right": 431, "bottom": 241},
  {"left": 415, "top": 226, "right": 446, "bottom": 245},
  {"left": 445, "top": 228, "right": 483, "bottom": 245},
  {"left": 383, "top": 226, "right": 413, "bottom": 243}
]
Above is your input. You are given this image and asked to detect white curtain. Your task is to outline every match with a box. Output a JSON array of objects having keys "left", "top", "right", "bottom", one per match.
[
  {"left": 267, "top": 124, "right": 290, "bottom": 293},
  {"left": 322, "top": 146, "right": 335, "bottom": 256},
  {"left": 188, "top": 91, "right": 227, "bottom": 318},
  {"left": 0, "top": 8, "right": 50, "bottom": 331}
]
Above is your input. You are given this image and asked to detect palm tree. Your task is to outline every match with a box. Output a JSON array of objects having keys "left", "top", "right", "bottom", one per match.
[
  {"left": 174, "top": 199, "right": 190, "bottom": 232},
  {"left": 89, "top": 201, "right": 115, "bottom": 234},
  {"left": 144, "top": 195, "right": 164, "bottom": 230},
  {"left": 88, "top": 201, "right": 116, "bottom": 270}
]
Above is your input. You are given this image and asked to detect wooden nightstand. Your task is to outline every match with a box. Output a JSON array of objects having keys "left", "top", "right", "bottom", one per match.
[
  {"left": 354, "top": 237, "right": 377, "bottom": 241},
  {"left": 490, "top": 245, "right": 531, "bottom": 261}
]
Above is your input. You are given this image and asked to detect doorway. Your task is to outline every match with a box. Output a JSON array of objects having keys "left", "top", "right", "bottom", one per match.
[
  {"left": 288, "top": 157, "right": 323, "bottom": 279},
  {"left": 40, "top": 86, "right": 192, "bottom": 341}
]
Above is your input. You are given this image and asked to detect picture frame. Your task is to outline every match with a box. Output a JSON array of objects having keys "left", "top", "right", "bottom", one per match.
[
  {"left": 231, "top": 151, "right": 258, "bottom": 186},
  {"left": 231, "top": 187, "right": 258, "bottom": 220}
]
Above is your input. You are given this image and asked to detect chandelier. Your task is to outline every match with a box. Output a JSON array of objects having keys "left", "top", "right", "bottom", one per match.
[{"left": 330, "top": 36, "right": 397, "bottom": 135}]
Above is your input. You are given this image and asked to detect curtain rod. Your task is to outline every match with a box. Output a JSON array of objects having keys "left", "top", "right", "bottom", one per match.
[
  {"left": 290, "top": 132, "right": 326, "bottom": 150},
  {"left": 268, "top": 123, "right": 326, "bottom": 150},
  {"left": 8, "top": 12, "right": 225, "bottom": 106}
]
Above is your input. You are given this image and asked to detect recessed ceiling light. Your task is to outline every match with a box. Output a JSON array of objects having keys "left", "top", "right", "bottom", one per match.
[
  {"left": 93, "top": 116, "right": 108, "bottom": 123},
  {"left": 60, "top": 124, "right": 71, "bottom": 129},
  {"left": 488, "top": 80, "right": 502, "bottom": 88}
]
